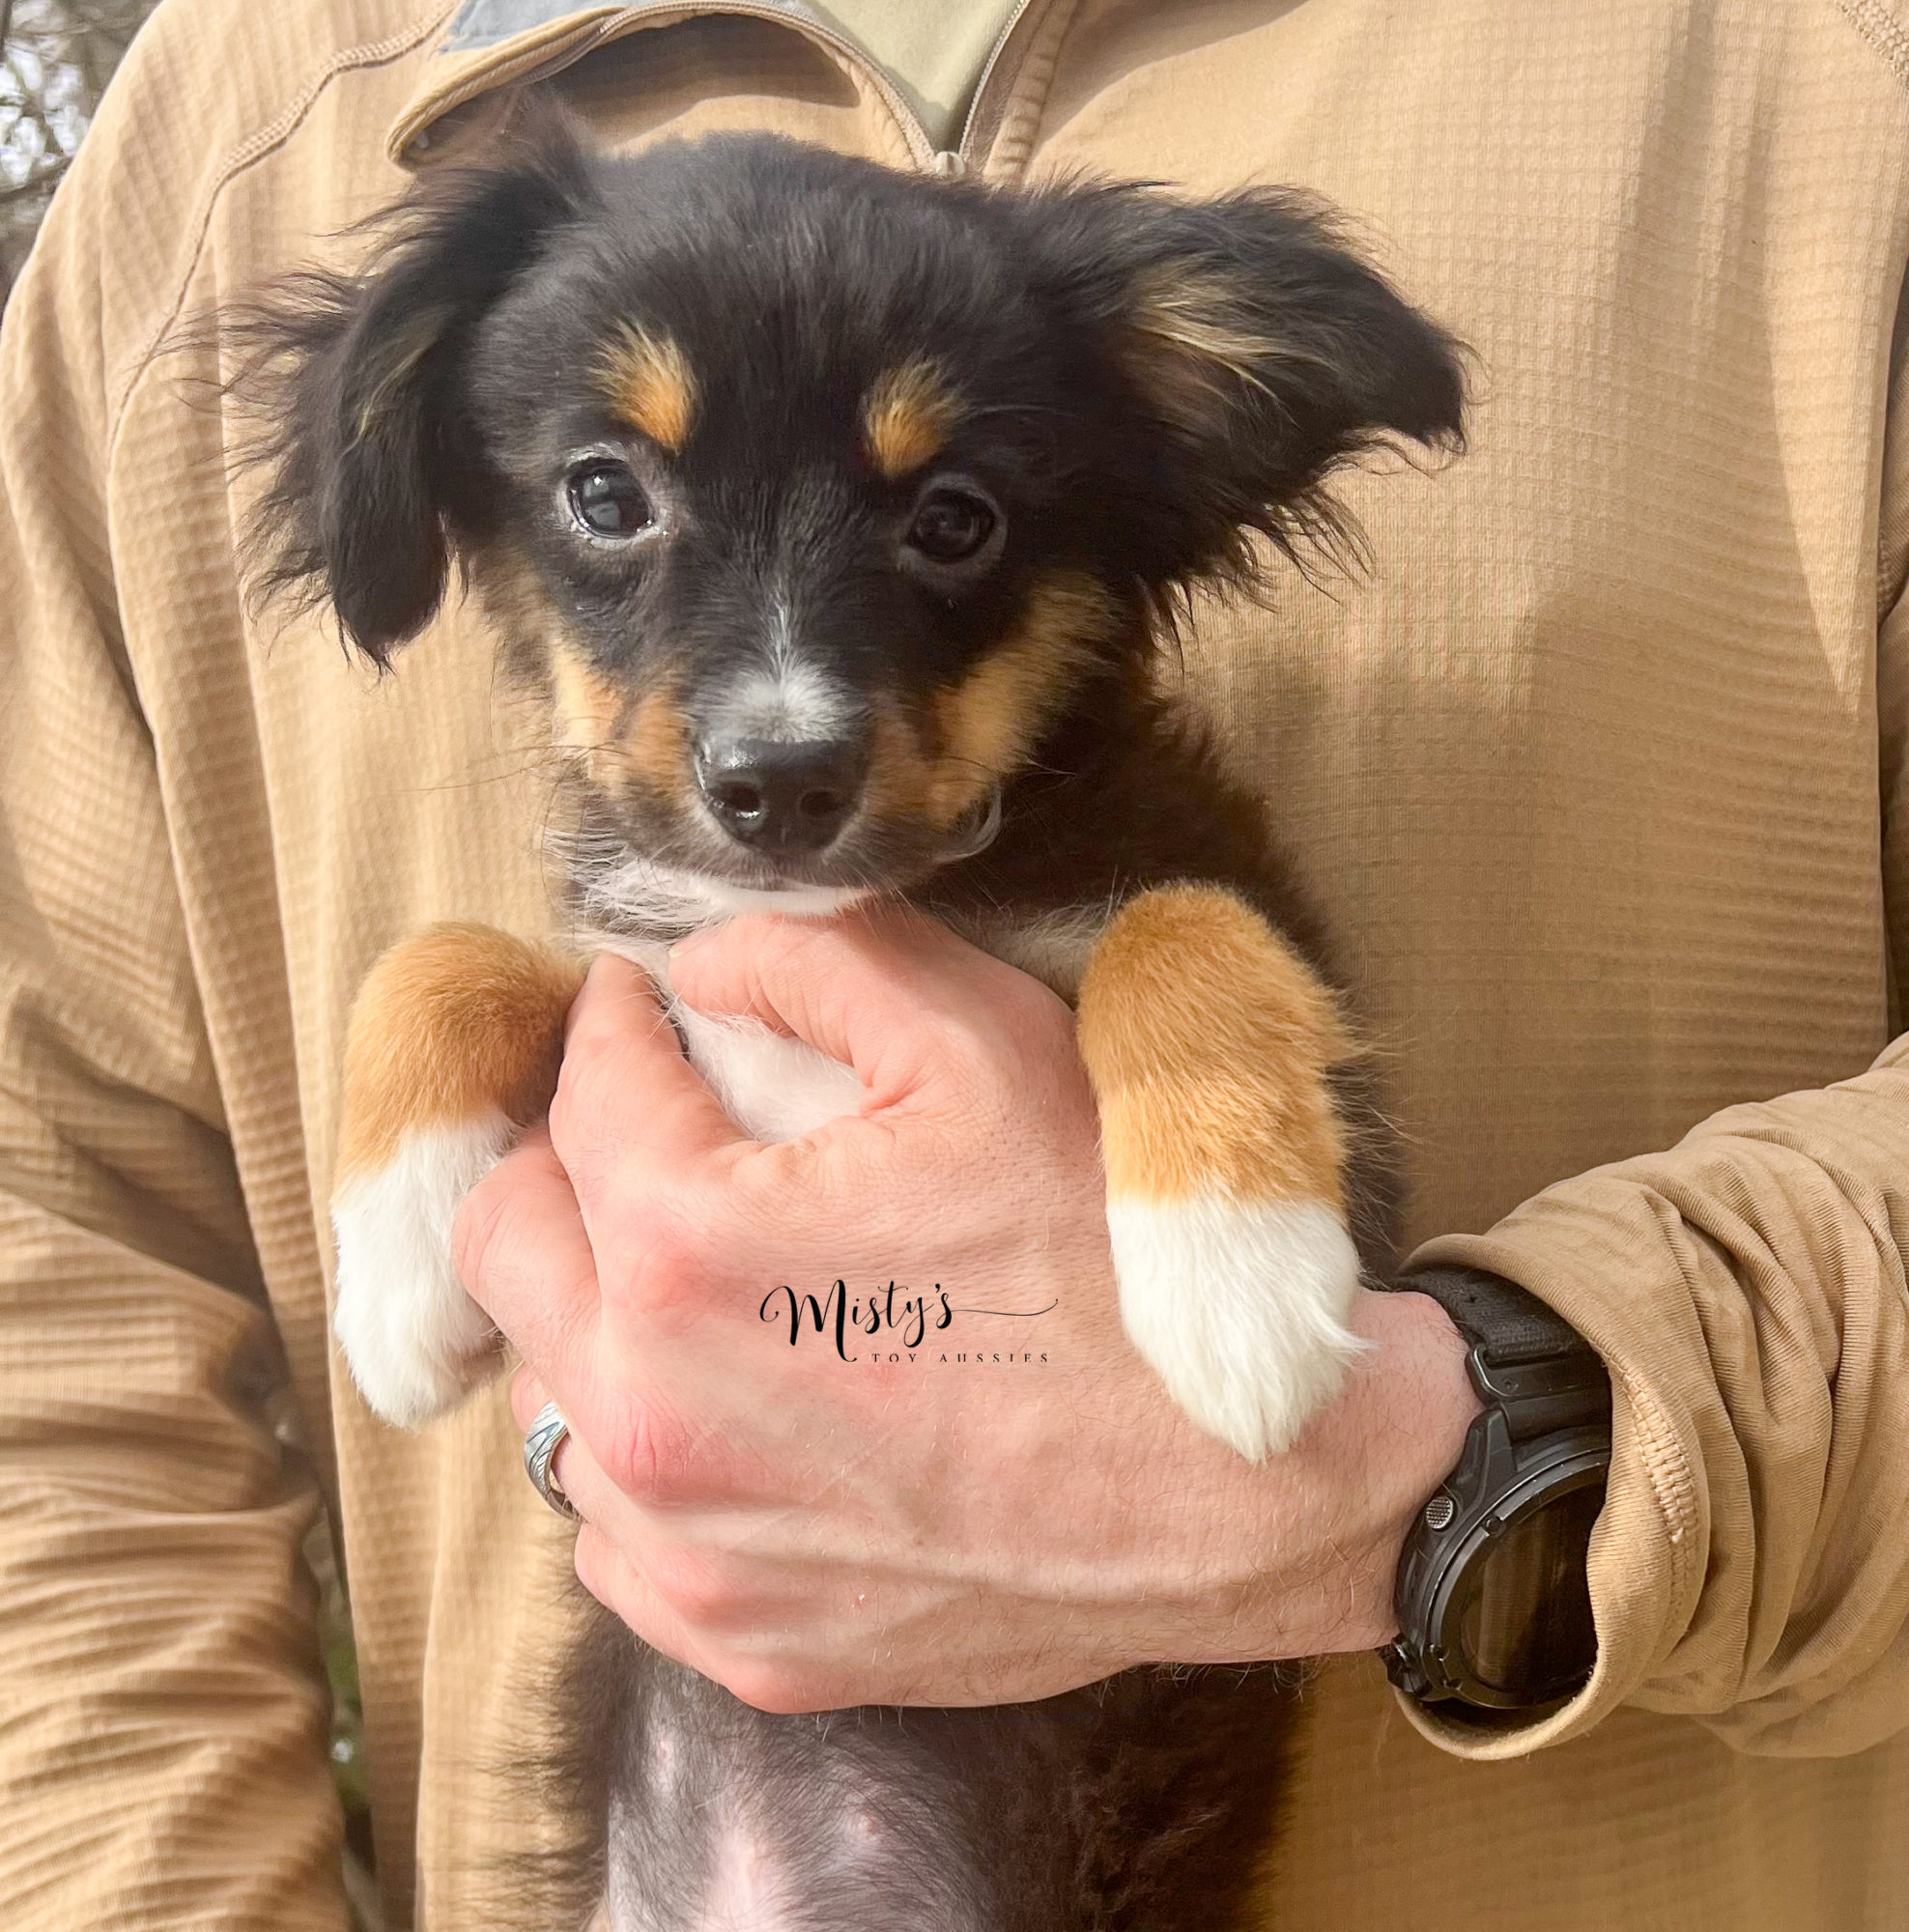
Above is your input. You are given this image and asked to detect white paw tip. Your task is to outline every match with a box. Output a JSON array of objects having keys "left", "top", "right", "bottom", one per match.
[
  {"left": 1108, "top": 1194, "right": 1365, "bottom": 1461},
  {"left": 330, "top": 1116, "right": 514, "bottom": 1429}
]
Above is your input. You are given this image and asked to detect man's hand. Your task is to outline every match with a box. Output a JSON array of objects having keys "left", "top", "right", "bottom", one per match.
[{"left": 453, "top": 907, "right": 1477, "bottom": 1714}]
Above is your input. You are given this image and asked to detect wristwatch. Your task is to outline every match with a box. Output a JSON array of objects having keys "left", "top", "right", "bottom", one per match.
[{"left": 1378, "top": 1264, "right": 1612, "bottom": 1718}]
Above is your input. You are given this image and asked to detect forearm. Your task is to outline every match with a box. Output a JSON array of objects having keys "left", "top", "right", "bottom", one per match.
[
  {"left": 1406, "top": 1037, "right": 1909, "bottom": 1758},
  {"left": 0, "top": 1193, "right": 351, "bottom": 1929}
]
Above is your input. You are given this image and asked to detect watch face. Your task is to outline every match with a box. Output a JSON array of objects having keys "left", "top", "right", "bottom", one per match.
[{"left": 1451, "top": 1479, "right": 1604, "bottom": 1705}]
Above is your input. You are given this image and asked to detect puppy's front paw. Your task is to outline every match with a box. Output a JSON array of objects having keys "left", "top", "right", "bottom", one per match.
[
  {"left": 329, "top": 924, "right": 581, "bottom": 1428},
  {"left": 1108, "top": 1195, "right": 1363, "bottom": 1460},
  {"left": 331, "top": 1113, "right": 516, "bottom": 1427},
  {"left": 1077, "top": 887, "right": 1373, "bottom": 1462}
]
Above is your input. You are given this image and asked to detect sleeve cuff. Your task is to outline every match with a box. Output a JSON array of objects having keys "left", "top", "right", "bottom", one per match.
[{"left": 1390, "top": 1199, "right": 1708, "bottom": 1760}]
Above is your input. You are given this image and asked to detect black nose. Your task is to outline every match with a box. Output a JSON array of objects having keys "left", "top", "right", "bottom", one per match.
[{"left": 695, "top": 737, "right": 866, "bottom": 854}]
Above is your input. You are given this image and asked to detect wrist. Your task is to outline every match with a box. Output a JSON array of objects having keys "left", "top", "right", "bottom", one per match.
[
  {"left": 1320, "top": 1287, "right": 1484, "bottom": 1649},
  {"left": 1378, "top": 1264, "right": 1612, "bottom": 1713},
  {"left": 1177, "top": 1286, "right": 1481, "bottom": 1662}
]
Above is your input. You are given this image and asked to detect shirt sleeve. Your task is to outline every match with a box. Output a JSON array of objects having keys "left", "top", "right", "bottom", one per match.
[
  {"left": 0, "top": 70, "right": 352, "bottom": 1932},
  {"left": 1398, "top": 268, "right": 1909, "bottom": 1765}
]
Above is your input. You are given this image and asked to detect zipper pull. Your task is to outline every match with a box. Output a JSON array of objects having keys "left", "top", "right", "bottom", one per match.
[{"left": 930, "top": 151, "right": 966, "bottom": 180}]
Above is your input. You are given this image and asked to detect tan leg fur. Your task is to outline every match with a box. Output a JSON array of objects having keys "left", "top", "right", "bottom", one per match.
[
  {"left": 1076, "top": 885, "right": 1365, "bottom": 1460},
  {"left": 331, "top": 923, "right": 583, "bottom": 1426}
]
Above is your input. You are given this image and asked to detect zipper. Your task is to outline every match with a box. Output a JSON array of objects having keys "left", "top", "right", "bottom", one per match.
[
  {"left": 949, "top": 0, "right": 1036, "bottom": 177},
  {"left": 660, "top": 1, "right": 1052, "bottom": 180}
]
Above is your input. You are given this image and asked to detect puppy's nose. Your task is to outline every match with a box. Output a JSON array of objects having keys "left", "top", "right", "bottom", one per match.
[{"left": 695, "top": 737, "right": 866, "bottom": 853}]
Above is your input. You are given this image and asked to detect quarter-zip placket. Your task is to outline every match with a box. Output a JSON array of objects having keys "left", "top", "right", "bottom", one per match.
[
  {"left": 396, "top": 1, "right": 1065, "bottom": 185},
  {"left": 933, "top": 0, "right": 1035, "bottom": 179}
]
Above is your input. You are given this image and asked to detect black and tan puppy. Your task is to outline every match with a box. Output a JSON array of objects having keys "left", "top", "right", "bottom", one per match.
[{"left": 233, "top": 103, "right": 1463, "bottom": 1931}]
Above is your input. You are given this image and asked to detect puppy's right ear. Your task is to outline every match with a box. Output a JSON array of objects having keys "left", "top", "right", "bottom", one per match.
[{"left": 227, "top": 103, "right": 593, "bottom": 666}]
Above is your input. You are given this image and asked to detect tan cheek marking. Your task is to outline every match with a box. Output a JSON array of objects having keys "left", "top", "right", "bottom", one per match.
[
  {"left": 926, "top": 572, "right": 1115, "bottom": 823},
  {"left": 863, "top": 359, "right": 961, "bottom": 480},
  {"left": 548, "top": 640, "right": 626, "bottom": 761},
  {"left": 861, "top": 700, "right": 935, "bottom": 825},
  {"left": 1076, "top": 885, "right": 1350, "bottom": 1209},
  {"left": 599, "top": 685, "right": 695, "bottom": 807},
  {"left": 598, "top": 323, "right": 698, "bottom": 451},
  {"left": 334, "top": 924, "right": 584, "bottom": 1188}
]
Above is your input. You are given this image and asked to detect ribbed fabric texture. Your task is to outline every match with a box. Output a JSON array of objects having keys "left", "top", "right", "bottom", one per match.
[{"left": 3, "top": 0, "right": 1909, "bottom": 1926}]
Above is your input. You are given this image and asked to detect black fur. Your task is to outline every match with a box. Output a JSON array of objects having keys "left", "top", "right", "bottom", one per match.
[
  {"left": 224, "top": 101, "right": 1464, "bottom": 1932},
  {"left": 498, "top": 1598, "right": 1307, "bottom": 1932}
]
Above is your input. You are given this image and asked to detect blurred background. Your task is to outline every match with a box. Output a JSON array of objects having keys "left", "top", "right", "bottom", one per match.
[
  {"left": 2, "top": 5, "right": 382, "bottom": 1924},
  {"left": 0, "top": 0, "right": 155, "bottom": 292}
]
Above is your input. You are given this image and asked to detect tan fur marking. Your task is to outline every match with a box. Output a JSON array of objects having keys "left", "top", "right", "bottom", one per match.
[
  {"left": 1125, "top": 265, "right": 1321, "bottom": 430},
  {"left": 1076, "top": 886, "right": 1350, "bottom": 1208},
  {"left": 924, "top": 572, "right": 1115, "bottom": 823},
  {"left": 334, "top": 924, "right": 583, "bottom": 1186},
  {"left": 603, "top": 685, "right": 694, "bottom": 804},
  {"left": 598, "top": 323, "right": 698, "bottom": 450},
  {"left": 861, "top": 700, "right": 935, "bottom": 824},
  {"left": 863, "top": 359, "right": 961, "bottom": 480},
  {"left": 860, "top": 573, "right": 1116, "bottom": 831},
  {"left": 549, "top": 640, "right": 626, "bottom": 759}
]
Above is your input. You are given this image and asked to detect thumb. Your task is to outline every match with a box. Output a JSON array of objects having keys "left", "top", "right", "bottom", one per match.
[
  {"left": 549, "top": 950, "right": 746, "bottom": 1206},
  {"left": 666, "top": 904, "right": 1068, "bottom": 1109}
]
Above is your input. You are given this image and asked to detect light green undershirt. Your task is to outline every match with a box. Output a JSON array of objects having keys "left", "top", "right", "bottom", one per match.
[{"left": 803, "top": 0, "right": 1025, "bottom": 151}]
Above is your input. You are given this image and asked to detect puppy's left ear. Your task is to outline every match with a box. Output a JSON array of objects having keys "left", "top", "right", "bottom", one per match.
[{"left": 1031, "top": 185, "right": 1467, "bottom": 585}]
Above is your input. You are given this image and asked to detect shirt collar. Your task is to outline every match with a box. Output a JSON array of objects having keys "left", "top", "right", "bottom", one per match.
[{"left": 387, "top": 0, "right": 863, "bottom": 166}]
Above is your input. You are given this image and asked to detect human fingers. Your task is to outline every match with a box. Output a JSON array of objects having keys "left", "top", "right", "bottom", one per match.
[
  {"left": 451, "top": 1122, "right": 602, "bottom": 1404},
  {"left": 549, "top": 950, "right": 748, "bottom": 1209},
  {"left": 509, "top": 1364, "right": 550, "bottom": 1434},
  {"left": 570, "top": 1509, "right": 888, "bottom": 1716},
  {"left": 667, "top": 903, "right": 1075, "bottom": 1111}
]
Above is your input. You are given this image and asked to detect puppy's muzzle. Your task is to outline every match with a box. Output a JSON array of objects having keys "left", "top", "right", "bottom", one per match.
[{"left": 695, "top": 735, "right": 868, "bottom": 855}]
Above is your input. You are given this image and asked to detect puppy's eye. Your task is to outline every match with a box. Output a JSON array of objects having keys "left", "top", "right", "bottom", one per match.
[
  {"left": 906, "top": 488, "right": 998, "bottom": 565},
  {"left": 566, "top": 462, "right": 653, "bottom": 539}
]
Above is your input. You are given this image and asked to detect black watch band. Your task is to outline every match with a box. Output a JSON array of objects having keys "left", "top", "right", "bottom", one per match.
[{"left": 1378, "top": 1264, "right": 1612, "bottom": 1717}]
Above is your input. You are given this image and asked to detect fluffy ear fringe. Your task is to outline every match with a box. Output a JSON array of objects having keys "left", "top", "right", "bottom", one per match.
[
  {"left": 1024, "top": 181, "right": 1469, "bottom": 610},
  {"left": 209, "top": 97, "right": 596, "bottom": 667}
]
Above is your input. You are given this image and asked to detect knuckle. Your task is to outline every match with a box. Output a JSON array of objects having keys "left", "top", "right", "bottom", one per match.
[
  {"left": 999, "top": 969, "right": 1076, "bottom": 1050},
  {"left": 647, "top": 1545, "right": 748, "bottom": 1634},
  {"left": 600, "top": 1204, "right": 708, "bottom": 1328},
  {"left": 723, "top": 1659, "right": 817, "bottom": 1716},
  {"left": 595, "top": 1396, "right": 691, "bottom": 1503}
]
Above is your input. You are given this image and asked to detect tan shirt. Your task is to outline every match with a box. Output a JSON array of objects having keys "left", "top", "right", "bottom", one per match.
[{"left": 5, "top": 0, "right": 1909, "bottom": 1925}]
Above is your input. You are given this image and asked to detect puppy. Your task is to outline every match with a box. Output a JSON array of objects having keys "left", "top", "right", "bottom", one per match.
[{"left": 231, "top": 103, "right": 1464, "bottom": 1932}]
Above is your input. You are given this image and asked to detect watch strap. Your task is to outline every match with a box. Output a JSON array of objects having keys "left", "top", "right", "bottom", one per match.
[
  {"left": 1392, "top": 1262, "right": 1592, "bottom": 1364},
  {"left": 1380, "top": 1263, "right": 1613, "bottom": 1711},
  {"left": 1389, "top": 1263, "right": 1610, "bottom": 1440}
]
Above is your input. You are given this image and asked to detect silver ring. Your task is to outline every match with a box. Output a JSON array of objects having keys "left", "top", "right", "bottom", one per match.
[{"left": 523, "top": 1399, "right": 582, "bottom": 1521}]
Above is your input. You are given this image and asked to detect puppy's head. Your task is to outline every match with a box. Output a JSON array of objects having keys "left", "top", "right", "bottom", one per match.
[{"left": 235, "top": 109, "right": 1464, "bottom": 916}]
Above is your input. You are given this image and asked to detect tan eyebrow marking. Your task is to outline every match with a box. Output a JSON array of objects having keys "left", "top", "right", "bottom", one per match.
[
  {"left": 863, "top": 358, "right": 962, "bottom": 480},
  {"left": 597, "top": 323, "right": 698, "bottom": 451}
]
